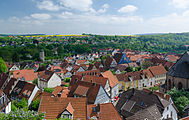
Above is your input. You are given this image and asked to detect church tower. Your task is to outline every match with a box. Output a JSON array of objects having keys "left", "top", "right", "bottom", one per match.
[{"left": 40, "top": 49, "right": 45, "bottom": 62}]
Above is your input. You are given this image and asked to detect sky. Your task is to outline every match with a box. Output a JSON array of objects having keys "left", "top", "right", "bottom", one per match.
[{"left": 1, "top": 0, "right": 189, "bottom": 35}]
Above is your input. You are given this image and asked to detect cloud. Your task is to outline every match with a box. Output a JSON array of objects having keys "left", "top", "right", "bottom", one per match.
[
  {"left": 171, "top": 0, "right": 189, "bottom": 9},
  {"left": 30, "top": 13, "right": 51, "bottom": 20},
  {"left": 97, "top": 4, "right": 109, "bottom": 13},
  {"left": 8, "top": 16, "right": 20, "bottom": 22},
  {"left": 37, "top": 0, "right": 60, "bottom": 11},
  {"left": 58, "top": 0, "right": 93, "bottom": 11},
  {"left": 57, "top": 12, "right": 73, "bottom": 18},
  {"left": 118, "top": 5, "right": 138, "bottom": 13}
]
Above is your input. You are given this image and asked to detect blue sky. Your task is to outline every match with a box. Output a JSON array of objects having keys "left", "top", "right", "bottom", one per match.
[{"left": 1, "top": 0, "right": 189, "bottom": 35}]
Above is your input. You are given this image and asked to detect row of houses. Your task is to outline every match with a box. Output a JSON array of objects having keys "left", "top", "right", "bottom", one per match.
[{"left": 0, "top": 49, "right": 183, "bottom": 119}]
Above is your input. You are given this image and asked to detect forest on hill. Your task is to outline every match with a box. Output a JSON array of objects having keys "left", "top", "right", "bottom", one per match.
[{"left": 0, "top": 32, "right": 189, "bottom": 62}]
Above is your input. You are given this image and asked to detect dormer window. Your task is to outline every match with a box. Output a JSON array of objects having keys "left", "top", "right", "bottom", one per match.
[{"left": 61, "top": 102, "right": 74, "bottom": 120}]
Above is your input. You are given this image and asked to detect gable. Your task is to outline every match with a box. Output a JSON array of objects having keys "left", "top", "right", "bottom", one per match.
[
  {"left": 119, "top": 54, "right": 131, "bottom": 64},
  {"left": 94, "top": 86, "right": 110, "bottom": 104},
  {"left": 77, "top": 67, "right": 85, "bottom": 72},
  {"left": 167, "top": 52, "right": 189, "bottom": 78}
]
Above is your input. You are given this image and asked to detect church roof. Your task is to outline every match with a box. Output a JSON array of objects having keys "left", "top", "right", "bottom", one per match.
[{"left": 167, "top": 51, "right": 189, "bottom": 79}]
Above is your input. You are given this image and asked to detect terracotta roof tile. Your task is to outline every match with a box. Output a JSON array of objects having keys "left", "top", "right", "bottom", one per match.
[
  {"left": 87, "top": 103, "right": 122, "bottom": 120},
  {"left": 68, "top": 81, "right": 101, "bottom": 104},
  {"left": 52, "top": 86, "right": 63, "bottom": 96},
  {"left": 83, "top": 75, "right": 108, "bottom": 88},
  {"left": 167, "top": 55, "right": 179, "bottom": 62},
  {"left": 13, "top": 69, "right": 37, "bottom": 81},
  {"left": 76, "top": 60, "right": 87, "bottom": 64},
  {"left": 74, "top": 85, "right": 89, "bottom": 96},
  {"left": 180, "top": 116, "right": 189, "bottom": 120},
  {"left": 32, "top": 90, "right": 52, "bottom": 101},
  {"left": 148, "top": 66, "right": 167, "bottom": 76},
  {"left": 66, "top": 102, "right": 74, "bottom": 114},
  {"left": 75, "top": 69, "right": 101, "bottom": 76},
  {"left": 101, "top": 70, "right": 118, "bottom": 88},
  {"left": 38, "top": 96, "right": 87, "bottom": 120}
]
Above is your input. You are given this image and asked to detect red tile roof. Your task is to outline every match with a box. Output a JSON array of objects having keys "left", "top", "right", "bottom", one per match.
[
  {"left": 87, "top": 103, "right": 122, "bottom": 120},
  {"left": 180, "top": 116, "right": 189, "bottom": 120},
  {"left": 167, "top": 55, "right": 179, "bottom": 62},
  {"left": 32, "top": 90, "right": 52, "bottom": 101},
  {"left": 38, "top": 96, "right": 87, "bottom": 120},
  {"left": 148, "top": 66, "right": 167, "bottom": 76},
  {"left": 52, "top": 86, "right": 63, "bottom": 96},
  {"left": 101, "top": 70, "right": 119, "bottom": 88},
  {"left": 74, "top": 85, "right": 89, "bottom": 96},
  {"left": 75, "top": 69, "right": 101, "bottom": 76},
  {"left": 83, "top": 75, "right": 108, "bottom": 88},
  {"left": 66, "top": 102, "right": 74, "bottom": 114},
  {"left": 76, "top": 60, "right": 87, "bottom": 64},
  {"left": 68, "top": 81, "right": 101, "bottom": 104},
  {"left": 13, "top": 69, "right": 37, "bottom": 81}
]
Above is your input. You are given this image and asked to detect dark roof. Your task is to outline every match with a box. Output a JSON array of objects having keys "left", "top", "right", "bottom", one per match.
[
  {"left": 10, "top": 80, "right": 36, "bottom": 100},
  {"left": 69, "top": 75, "right": 83, "bottom": 89},
  {"left": 126, "top": 104, "right": 162, "bottom": 120},
  {"left": 116, "top": 89, "right": 165, "bottom": 119},
  {"left": 116, "top": 71, "right": 147, "bottom": 82},
  {"left": 4, "top": 78, "right": 17, "bottom": 95},
  {"left": 113, "top": 53, "right": 123, "bottom": 63},
  {"left": 38, "top": 70, "right": 54, "bottom": 82},
  {"left": 105, "top": 56, "right": 113, "bottom": 69},
  {"left": 94, "top": 61, "right": 103, "bottom": 69},
  {"left": 0, "top": 73, "right": 9, "bottom": 89},
  {"left": 184, "top": 104, "right": 189, "bottom": 111},
  {"left": 167, "top": 52, "right": 189, "bottom": 79},
  {"left": 68, "top": 81, "right": 101, "bottom": 104},
  {"left": 0, "top": 91, "right": 11, "bottom": 112}
]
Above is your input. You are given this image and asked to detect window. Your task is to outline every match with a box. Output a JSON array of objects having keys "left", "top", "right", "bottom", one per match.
[{"left": 171, "top": 111, "right": 173, "bottom": 117}]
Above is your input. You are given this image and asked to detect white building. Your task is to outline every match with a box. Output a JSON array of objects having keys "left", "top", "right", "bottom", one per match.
[{"left": 38, "top": 70, "right": 61, "bottom": 89}]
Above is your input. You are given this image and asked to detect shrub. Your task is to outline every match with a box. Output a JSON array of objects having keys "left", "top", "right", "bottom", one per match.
[
  {"left": 64, "top": 77, "right": 71, "bottom": 83},
  {"left": 0, "top": 108, "right": 45, "bottom": 120},
  {"left": 44, "top": 87, "right": 54, "bottom": 93},
  {"left": 29, "top": 99, "right": 40, "bottom": 111}
]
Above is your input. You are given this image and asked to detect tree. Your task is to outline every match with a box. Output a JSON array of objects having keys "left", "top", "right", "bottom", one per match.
[
  {"left": 64, "top": 77, "right": 71, "bottom": 83},
  {"left": 167, "top": 88, "right": 189, "bottom": 116},
  {"left": 12, "top": 52, "right": 20, "bottom": 62},
  {"left": 14, "top": 98, "right": 28, "bottom": 109},
  {"left": 0, "top": 57, "right": 8, "bottom": 73},
  {"left": 165, "top": 65, "right": 169, "bottom": 71},
  {"left": 142, "top": 61, "right": 152, "bottom": 69},
  {"left": 44, "top": 88, "right": 54, "bottom": 93},
  {"left": 125, "top": 66, "right": 133, "bottom": 72},
  {"left": 175, "top": 96, "right": 189, "bottom": 115},
  {"left": 29, "top": 99, "right": 40, "bottom": 111},
  {"left": 32, "top": 78, "right": 38, "bottom": 85}
]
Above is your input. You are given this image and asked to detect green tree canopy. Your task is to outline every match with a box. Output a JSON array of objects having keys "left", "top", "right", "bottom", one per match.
[{"left": 0, "top": 57, "right": 8, "bottom": 73}]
